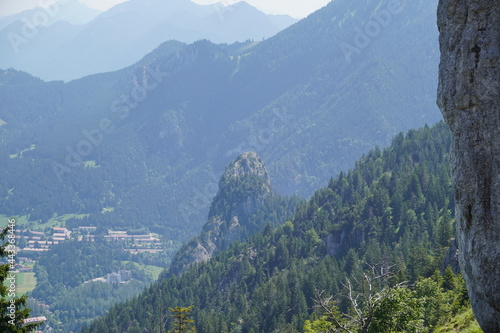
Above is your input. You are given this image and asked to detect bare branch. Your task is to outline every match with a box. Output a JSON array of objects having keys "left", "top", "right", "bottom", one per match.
[
  {"left": 313, "top": 289, "right": 354, "bottom": 333},
  {"left": 312, "top": 263, "right": 410, "bottom": 333}
]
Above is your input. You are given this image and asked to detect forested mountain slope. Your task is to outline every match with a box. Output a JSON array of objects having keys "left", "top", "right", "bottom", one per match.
[
  {"left": 82, "top": 122, "right": 460, "bottom": 332},
  {"left": 0, "top": 0, "right": 442, "bottom": 248}
]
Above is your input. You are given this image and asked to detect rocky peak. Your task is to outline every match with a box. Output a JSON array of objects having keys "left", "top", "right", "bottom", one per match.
[
  {"left": 169, "top": 152, "right": 272, "bottom": 276},
  {"left": 437, "top": 0, "right": 500, "bottom": 331},
  {"left": 209, "top": 151, "right": 271, "bottom": 219},
  {"left": 220, "top": 151, "right": 271, "bottom": 186}
]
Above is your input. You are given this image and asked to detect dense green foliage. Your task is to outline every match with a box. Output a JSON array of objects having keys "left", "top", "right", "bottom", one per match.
[
  {"left": 28, "top": 240, "right": 157, "bottom": 332},
  {"left": 31, "top": 240, "right": 152, "bottom": 301},
  {"left": 305, "top": 268, "right": 472, "bottom": 332},
  {"left": 34, "top": 279, "right": 151, "bottom": 332},
  {"left": 169, "top": 191, "right": 301, "bottom": 277},
  {"left": 82, "top": 123, "right": 463, "bottom": 332}
]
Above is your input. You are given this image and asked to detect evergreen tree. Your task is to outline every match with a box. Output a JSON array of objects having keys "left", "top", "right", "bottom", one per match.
[
  {"left": 83, "top": 123, "right": 478, "bottom": 333},
  {"left": 168, "top": 306, "right": 196, "bottom": 333}
]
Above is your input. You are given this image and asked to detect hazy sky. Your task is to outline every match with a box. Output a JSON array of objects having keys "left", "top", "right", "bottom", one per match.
[{"left": 0, "top": 0, "right": 331, "bottom": 18}]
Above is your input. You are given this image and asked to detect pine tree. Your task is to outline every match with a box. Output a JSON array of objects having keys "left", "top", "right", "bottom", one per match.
[{"left": 168, "top": 306, "right": 196, "bottom": 333}]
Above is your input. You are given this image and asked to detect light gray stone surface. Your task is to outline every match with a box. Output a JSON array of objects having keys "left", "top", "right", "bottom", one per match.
[{"left": 437, "top": 0, "right": 500, "bottom": 331}]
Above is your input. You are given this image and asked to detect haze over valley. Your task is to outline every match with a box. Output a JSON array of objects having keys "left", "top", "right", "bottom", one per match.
[{"left": 0, "top": 0, "right": 495, "bottom": 332}]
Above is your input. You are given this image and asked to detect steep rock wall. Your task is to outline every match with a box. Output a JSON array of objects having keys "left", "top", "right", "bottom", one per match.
[{"left": 437, "top": 0, "right": 500, "bottom": 331}]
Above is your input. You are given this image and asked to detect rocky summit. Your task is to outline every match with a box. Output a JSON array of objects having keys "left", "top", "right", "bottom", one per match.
[{"left": 169, "top": 152, "right": 272, "bottom": 275}]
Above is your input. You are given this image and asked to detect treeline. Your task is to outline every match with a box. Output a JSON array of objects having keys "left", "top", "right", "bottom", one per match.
[{"left": 82, "top": 122, "right": 466, "bottom": 332}]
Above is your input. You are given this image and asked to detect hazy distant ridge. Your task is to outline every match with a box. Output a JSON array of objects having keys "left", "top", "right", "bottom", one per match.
[{"left": 0, "top": 0, "right": 297, "bottom": 81}]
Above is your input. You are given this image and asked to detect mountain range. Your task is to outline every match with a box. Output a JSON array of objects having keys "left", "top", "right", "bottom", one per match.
[
  {"left": 0, "top": 0, "right": 474, "bottom": 331},
  {"left": 0, "top": 0, "right": 297, "bottom": 81},
  {"left": 0, "top": 0, "right": 101, "bottom": 29},
  {"left": 0, "top": 0, "right": 442, "bottom": 248}
]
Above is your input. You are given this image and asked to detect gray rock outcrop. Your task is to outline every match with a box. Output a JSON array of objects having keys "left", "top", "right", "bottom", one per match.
[
  {"left": 441, "top": 238, "right": 460, "bottom": 275},
  {"left": 169, "top": 152, "right": 272, "bottom": 275},
  {"left": 437, "top": 0, "right": 500, "bottom": 331}
]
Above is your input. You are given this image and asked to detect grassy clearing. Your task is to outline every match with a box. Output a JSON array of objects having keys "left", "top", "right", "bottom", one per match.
[
  {"left": 0, "top": 215, "right": 30, "bottom": 228},
  {"left": 1, "top": 213, "right": 88, "bottom": 230},
  {"left": 8, "top": 273, "right": 37, "bottom": 297},
  {"left": 123, "top": 261, "right": 165, "bottom": 280},
  {"left": 435, "top": 308, "right": 483, "bottom": 333},
  {"left": 37, "top": 213, "right": 89, "bottom": 230}
]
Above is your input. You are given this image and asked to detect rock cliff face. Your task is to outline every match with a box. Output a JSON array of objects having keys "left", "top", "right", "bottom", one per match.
[
  {"left": 442, "top": 238, "right": 460, "bottom": 274},
  {"left": 437, "top": 1, "right": 500, "bottom": 331},
  {"left": 169, "top": 152, "right": 272, "bottom": 275}
]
